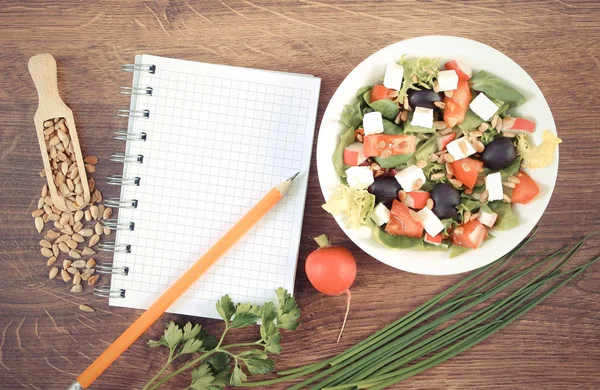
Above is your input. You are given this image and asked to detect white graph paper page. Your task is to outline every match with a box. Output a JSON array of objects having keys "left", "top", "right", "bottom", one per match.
[{"left": 108, "top": 55, "right": 321, "bottom": 319}]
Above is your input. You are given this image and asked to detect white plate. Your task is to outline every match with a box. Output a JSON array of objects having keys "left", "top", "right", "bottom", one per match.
[{"left": 316, "top": 36, "right": 559, "bottom": 275}]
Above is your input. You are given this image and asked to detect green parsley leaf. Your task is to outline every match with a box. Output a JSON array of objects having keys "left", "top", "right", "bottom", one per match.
[
  {"left": 216, "top": 295, "right": 235, "bottom": 323},
  {"left": 180, "top": 338, "right": 204, "bottom": 355},
  {"left": 245, "top": 357, "right": 274, "bottom": 375},
  {"left": 238, "top": 349, "right": 267, "bottom": 359},
  {"left": 164, "top": 321, "right": 183, "bottom": 349},
  {"left": 183, "top": 322, "right": 202, "bottom": 341},
  {"left": 206, "top": 352, "right": 230, "bottom": 372},
  {"left": 235, "top": 303, "right": 262, "bottom": 317},
  {"left": 230, "top": 364, "right": 247, "bottom": 386},
  {"left": 147, "top": 337, "right": 167, "bottom": 348},
  {"left": 211, "top": 370, "right": 230, "bottom": 387},
  {"left": 230, "top": 312, "right": 260, "bottom": 329},
  {"left": 190, "top": 363, "right": 215, "bottom": 390},
  {"left": 264, "top": 332, "right": 282, "bottom": 354},
  {"left": 275, "top": 288, "right": 301, "bottom": 330}
]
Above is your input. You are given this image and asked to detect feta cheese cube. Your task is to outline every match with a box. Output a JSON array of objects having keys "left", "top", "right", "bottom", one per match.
[
  {"left": 345, "top": 166, "right": 374, "bottom": 190},
  {"left": 410, "top": 107, "right": 434, "bottom": 129},
  {"left": 446, "top": 137, "right": 476, "bottom": 160},
  {"left": 485, "top": 172, "right": 504, "bottom": 201},
  {"left": 469, "top": 93, "right": 498, "bottom": 121},
  {"left": 478, "top": 210, "right": 498, "bottom": 227},
  {"left": 417, "top": 208, "right": 445, "bottom": 237},
  {"left": 437, "top": 70, "right": 459, "bottom": 91},
  {"left": 363, "top": 111, "right": 384, "bottom": 136},
  {"left": 395, "top": 165, "right": 426, "bottom": 192},
  {"left": 371, "top": 203, "right": 391, "bottom": 226},
  {"left": 383, "top": 63, "right": 404, "bottom": 91}
]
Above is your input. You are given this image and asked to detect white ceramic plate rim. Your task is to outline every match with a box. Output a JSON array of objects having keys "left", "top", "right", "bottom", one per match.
[{"left": 316, "top": 35, "right": 559, "bottom": 276}]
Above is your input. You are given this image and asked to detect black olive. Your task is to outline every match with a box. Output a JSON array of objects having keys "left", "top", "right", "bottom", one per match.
[
  {"left": 369, "top": 176, "right": 402, "bottom": 207},
  {"left": 407, "top": 89, "right": 444, "bottom": 111},
  {"left": 430, "top": 183, "right": 461, "bottom": 219},
  {"left": 482, "top": 137, "right": 517, "bottom": 170}
]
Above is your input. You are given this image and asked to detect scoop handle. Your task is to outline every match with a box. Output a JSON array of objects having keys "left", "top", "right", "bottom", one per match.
[{"left": 28, "top": 54, "right": 61, "bottom": 103}]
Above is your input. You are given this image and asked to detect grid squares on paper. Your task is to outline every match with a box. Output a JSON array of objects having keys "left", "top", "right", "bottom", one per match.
[{"left": 110, "top": 62, "right": 315, "bottom": 314}]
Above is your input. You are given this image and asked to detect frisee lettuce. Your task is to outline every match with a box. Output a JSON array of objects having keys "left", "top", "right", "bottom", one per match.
[
  {"left": 322, "top": 185, "right": 375, "bottom": 229},
  {"left": 397, "top": 56, "right": 439, "bottom": 100},
  {"left": 332, "top": 127, "right": 356, "bottom": 177}
]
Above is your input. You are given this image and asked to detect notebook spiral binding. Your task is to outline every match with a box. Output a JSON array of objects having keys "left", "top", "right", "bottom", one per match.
[{"left": 93, "top": 61, "right": 156, "bottom": 298}]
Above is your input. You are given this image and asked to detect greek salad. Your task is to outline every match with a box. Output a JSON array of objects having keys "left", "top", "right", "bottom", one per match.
[{"left": 323, "top": 57, "right": 561, "bottom": 257}]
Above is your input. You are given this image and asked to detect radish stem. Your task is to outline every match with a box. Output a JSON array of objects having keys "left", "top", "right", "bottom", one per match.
[
  {"left": 337, "top": 290, "right": 352, "bottom": 343},
  {"left": 314, "top": 234, "right": 330, "bottom": 248}
]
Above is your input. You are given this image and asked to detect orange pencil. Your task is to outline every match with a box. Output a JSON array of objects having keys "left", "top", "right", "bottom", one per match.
[{"left": 70, "top": 172, "right": 299, "bottom": 389}]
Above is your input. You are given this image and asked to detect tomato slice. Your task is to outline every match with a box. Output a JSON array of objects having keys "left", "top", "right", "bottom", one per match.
[
  {"left": 451, "top": 220, "right": 488, "bottom": 249},
  {"left": 363, "top": 134, "right": 417, "bottom": 157},
  {"left": 385, "top": 200, "right": 424, "bottom": 238},
  {"left": 444, "top": 60, "right": 472, "bottom": 81},
  {"left": 451, "top": 157, "right": 483, "bottom": 188},
  {"left": 511, "top": 171, "right": 539, "bottom": 204},
  {"left": 437, "top": 132, "right": 457, "bottom": 151},
  {"left": 371, "top": 84, "right": 395, "bottom": 102},
  {"left": 443, "top": 80, "right": 472, "bottom": 128}
]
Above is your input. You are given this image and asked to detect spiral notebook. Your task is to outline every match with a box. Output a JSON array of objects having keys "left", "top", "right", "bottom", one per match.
[{"left": 99, "top": 55, "right": 320, "bottom": 319}]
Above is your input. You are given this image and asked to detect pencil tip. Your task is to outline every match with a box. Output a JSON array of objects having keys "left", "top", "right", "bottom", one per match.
[{"left": 288, "top": 172, "right": 300, "bottom": 181}]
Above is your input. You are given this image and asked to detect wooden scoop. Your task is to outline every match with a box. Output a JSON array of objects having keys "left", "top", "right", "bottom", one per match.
[{"left": 29, "top": 54, "right": 90, "bottom": 212}]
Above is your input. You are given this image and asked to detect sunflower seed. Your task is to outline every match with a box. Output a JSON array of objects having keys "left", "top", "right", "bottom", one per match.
[
  {"left": 81, "top": 268, "right": 95, "bottom": 281},
  {"left": 430, "top": 172, "right": 445, "bottom": 180},
  {"left": 398, "top": 190, "right": 407, "bottom": 201},
  {"left": 45, "top": 230, "right": 60, "bottom": 240},
  {"left": 445, "top": 162, "right": 454, "bottom": 177},
  {"left": 403, "top": 96, "right": 412, "bottom": 111},
  {"left": 416, "top": 159, "right": 427, "bottom": 169},
  {"left": 84, "top": 209, "right": 92, "bottom": 221},
  {"left": 461, "top": 162, "right": 471, "bottom": 172},
  {"left": 84, "top": 155, "right": 98, "bottom": 165},
  {"left": 454, "top": 227, "right": 464, "bottom": 235},
  {"left": 440, "top": 128, "right": 453, "bottom": 136},
  {"left": 103, "top": 227, "right": 111, "bottom": 235},
  {"left": 480, "top": 190, "right": 489, "bottom": 203},
  {"left": 79, "top": 228, "right": 93, "bottom": 237},
  {"left": 503, "top": 181, "right": 516, "bottom": 189},
  {"left": 450, "top": 178, "right": 463, "bottom": 188},
  {"left": 61, "top": 269, "right": 71, "bottom": 282},
  {"left": 68, "top": 250, "right": 81, "bottom": 259},
  {"left": 507, "top": 176, "right": 520, "bottom": 184},
  {"left": 427, "top": 198, "right": 434, "bottom": 210},
  {"left": 67, "top": 239, "right": 78, "bottom": 249},
  {"left": 35, "top": 217, "right": 44, "bottom": 233},
  {"left": 40, "top": 247, "right": 53, "bottom": 257},
  {"left": 58, "top": 242, "right": 70, "bottom": 252},
  {"left": 79, "top": 304, "right": 95, "bottom": 312},
  {"left": 71, "top": 233, "right": 84, "bottom": 243},
  {"left": 472, "top": 140, "right": 485, "bottom": 153},
  {"left": 412, "top": 179, "right": 424, "bottom": 191},
  {"left": 39, "top": 239, "right": 51, "bottom": 249},
  {"left": 478, "top": 122, "right": 489, "bottom": 132},
  {"left": 74, "top": 209, "right": 84, "bottom": 222},
  {"left": 491, "top": 115, "right": 499, "bottom": 129},
  {"left": 503, "top": 194, "right": 512, "bottom": 203},
  {"left": 49, "top": 267, "right": 59, "bottom": 279},
  {"left": 433, "top": 101, "right": 445, "bottom": 110},
  {"left": 70, "top": 260, "right": 85, "bottom": 269},
  {"left": 72, "top": 271, "right": 82, "bottom": 285},
  {"left": 82, "top": 247, "right": 95, "bottom": 256},
  {"left": 88, "top": 275, "right": 100, "bottom": 287},
  {"left": 400, "top": 110, "right": 408, "bottom": 122},
  {"left": 71, "top": 284, "right": 83, "bottom": 293},
  {"left": 44, "top": 119, "right": 54, "bottom": 128},
  {"left": 464, "top": 211, "right": 471, "bottom": 223},
  {"left": 66, "top": 266, "right": 78, "bottom": 274},
  {"left": 471, "top": 212, "right": 481, "bottom": 221},
  {"left": 89, "top": 234, "right": 100, "bottom": 247},
  {"left": 63, "top": 259, "right": 72, "bottom": 270},
  {"left": 85, "top": 258, "right": 96, "bottom": 269},
  {"left": 433, "top": 80, "right": 440, "bottom": 93},
  {"left": 444, "top": 153, "right": 455, "bottom": 163}
]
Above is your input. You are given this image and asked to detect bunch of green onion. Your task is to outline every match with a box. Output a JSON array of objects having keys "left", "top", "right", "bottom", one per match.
[{"left": 241, "top": 230, "right": 598, "bottom": 389}]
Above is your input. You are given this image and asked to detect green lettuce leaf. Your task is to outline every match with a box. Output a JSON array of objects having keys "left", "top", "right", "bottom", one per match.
[
  {"left": 332, "top": 127, "right": 356, "bottom": 177},
  {"left": 499, "top": 156, "right": 522, "bottom": 181},
  {"left": 397, "top": 56, "right": 439, "bottom": 100},
  {"left": 373, "top": 153, "right": 413, "bottom": 168},
  {"left": 363, "top": 90, "right": 399, "bottom": 120},
  {"left": 414, "top": 134, "right": 439, "bottom": 161},
  {"left": 469, "top": 71, "right": 526, "bottom": 106},
  {"left": 458, "top": 109, "right": 483, "bottom": 131},
  {"left": 450, "top": 245, "right": 469, "bottom": 258},
  {"left": 487, "top": 201, "right": 518, "bottom": 230},
  {"left": 340, "top": 101, "right": 363, "bottom": 129},
  {"left": 382, "top": 119, "right": 403, "bottom": 134},
  {"left": 373, "top": 227, "right": 423, "bottom": 249}
]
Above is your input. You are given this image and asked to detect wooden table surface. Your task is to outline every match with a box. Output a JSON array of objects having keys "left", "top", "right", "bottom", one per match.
[{"left": 1, "top": 1, "right": 599, "bottom": 389}]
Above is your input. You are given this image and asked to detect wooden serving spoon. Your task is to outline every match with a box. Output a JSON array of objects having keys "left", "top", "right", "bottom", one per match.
[{"left": 29, "top": 53, "right": 90, "bottom": 212}]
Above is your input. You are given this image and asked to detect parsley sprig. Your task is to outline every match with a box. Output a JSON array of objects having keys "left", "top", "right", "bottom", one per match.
[{"left": 143, "top": 288, "right": 300, "bottom": 390}]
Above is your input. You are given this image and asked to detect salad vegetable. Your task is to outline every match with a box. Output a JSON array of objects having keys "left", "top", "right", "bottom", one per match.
[{"left": 324, "top": 57, "right": 561, "bottom": 255}]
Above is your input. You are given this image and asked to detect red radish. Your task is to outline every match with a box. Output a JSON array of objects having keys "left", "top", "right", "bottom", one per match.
[
  {"left": 424, "top": 233, "right": 443, "bottom": 246},
  {"left": 437, "top": 132, "right": 457, "bottom": 151},
  {"left": 343, "top": 142, "right": 367, "bottom": 166},
  {"left": 402, "top": 191, "right": 430, "bottom": 209},
  {"left": 502, "top": 118, "right": 536, "bottom": 134},
  {"left": 305, "top": 234, "right": 356, "bottom": 343},
  {"left": 444, "top": 60, "right": 473, "bottom": 81}
]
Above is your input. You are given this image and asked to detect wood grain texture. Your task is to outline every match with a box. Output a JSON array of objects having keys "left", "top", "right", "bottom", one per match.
[{"left": 0, "top": 0, "right": 599, "bottom": 389}]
